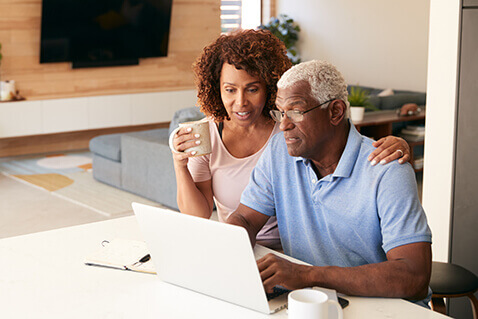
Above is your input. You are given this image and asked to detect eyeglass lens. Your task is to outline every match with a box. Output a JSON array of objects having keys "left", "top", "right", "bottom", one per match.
[{"left": 270, "top": 110, "right": 304, "bottom": 123}]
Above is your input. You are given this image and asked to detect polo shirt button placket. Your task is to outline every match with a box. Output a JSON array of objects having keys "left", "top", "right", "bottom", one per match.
[
  {"left": 311, "top": 178, "right": 321, "bottom": 204},
  {"left": 312, "top": 178, "right": 323, "bottom": 193}
]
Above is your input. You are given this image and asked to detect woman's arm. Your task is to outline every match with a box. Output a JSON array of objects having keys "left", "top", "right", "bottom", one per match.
[
  {"left": 172, "top": 127, "right": 214, "bottom": 219},
  {"left": 368, "top": 136, "right": 411, "bottom": 165}
]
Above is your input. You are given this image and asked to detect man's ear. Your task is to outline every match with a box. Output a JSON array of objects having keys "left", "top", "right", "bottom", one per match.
[{"left": 329, "top": 100, "right": 347, "bottom": 126}]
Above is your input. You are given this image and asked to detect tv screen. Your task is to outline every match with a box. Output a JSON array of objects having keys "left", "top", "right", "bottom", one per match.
[{"left": 40, "top": 0, "right": 173, "bottom": 68}]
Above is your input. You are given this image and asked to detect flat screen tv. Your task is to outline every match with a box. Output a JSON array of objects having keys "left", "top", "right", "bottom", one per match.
[{"left": 40, "top": 0, "right": 173, "bottom": 68}]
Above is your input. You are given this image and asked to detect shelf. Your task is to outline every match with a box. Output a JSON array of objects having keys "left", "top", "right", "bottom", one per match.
[
  {"left": 353, "top": 109, "right": 426, "bottom": 174},
  {"left": 406, "top": 140, "right": 425, "bottom": 147},
  {"left": 0, "top": 96, "right": 26, "bottom": 103}
]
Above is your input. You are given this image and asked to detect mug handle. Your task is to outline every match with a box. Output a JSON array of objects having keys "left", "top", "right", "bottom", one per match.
[
  {"left": 168, "top": 127, "right": 182, "bottom": 154},
  {"left": 327, "top": 299, "right": 344, "bottom": 319}
]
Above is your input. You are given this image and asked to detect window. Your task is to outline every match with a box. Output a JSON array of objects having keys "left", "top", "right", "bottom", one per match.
[{"left": 221, "top": 0, "right": 262, "bottom": 33}]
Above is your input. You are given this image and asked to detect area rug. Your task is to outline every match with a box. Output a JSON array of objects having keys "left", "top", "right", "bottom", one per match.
[{"left": 0, "top": 152, "right": 158, "bottom": 217}]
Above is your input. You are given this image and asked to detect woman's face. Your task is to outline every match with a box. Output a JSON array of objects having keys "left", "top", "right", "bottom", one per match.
[{"left": 219, "top": 63, "right": 268, "bottom": 127}]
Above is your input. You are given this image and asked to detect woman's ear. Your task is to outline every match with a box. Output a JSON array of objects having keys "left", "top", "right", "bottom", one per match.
[{"left": 329, "top": 100, "right": 347, "bottom": 126}]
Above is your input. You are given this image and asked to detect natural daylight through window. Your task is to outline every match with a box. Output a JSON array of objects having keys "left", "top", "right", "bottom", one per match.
[{"left": 221, "top": 0, "right": 261, "bottom": 33}]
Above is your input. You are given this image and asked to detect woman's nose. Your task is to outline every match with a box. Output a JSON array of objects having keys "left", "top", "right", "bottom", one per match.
[{"left": 235, "top": 91, "right": 247, "bottom": 106}]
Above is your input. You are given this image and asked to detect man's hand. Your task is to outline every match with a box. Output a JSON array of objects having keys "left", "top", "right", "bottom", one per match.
[{"left": 257, "top": 253, "right": 311, "bottom": 293}]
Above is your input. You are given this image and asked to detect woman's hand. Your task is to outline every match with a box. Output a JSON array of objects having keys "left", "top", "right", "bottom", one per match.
[
  {"left": 171, "top": 127, "right": 201, "bottom": 167},
  {"left": 368, "top": 136, "right": 410, "bottom": 165}
]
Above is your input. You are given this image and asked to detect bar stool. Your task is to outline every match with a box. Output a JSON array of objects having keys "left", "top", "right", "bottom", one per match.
[{"left": 430, "top": 261, "right": 478, "bottom": 319}]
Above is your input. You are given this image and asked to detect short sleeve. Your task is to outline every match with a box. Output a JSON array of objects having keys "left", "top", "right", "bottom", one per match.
[
  {"left": 377, "top": 164, "right": 432, "bottom": 253},
  {"left": 187, "top": 154, "right": 212, "bottom": 183},
  {"left": 240, "top": 142, "right": 276, "bottom": 217}
]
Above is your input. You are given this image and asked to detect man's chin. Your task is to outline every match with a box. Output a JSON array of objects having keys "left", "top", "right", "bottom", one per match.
[{"left": 286, "top": 145, "right": 301, "bottom": 157}]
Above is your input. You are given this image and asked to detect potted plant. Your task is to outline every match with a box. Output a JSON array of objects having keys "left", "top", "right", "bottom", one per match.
[
  {"left": 259, "top": 14, "right": 301, "bottom": 65},
  {"left": 347, "top": 86, "right": 378, "bottom": 122}
]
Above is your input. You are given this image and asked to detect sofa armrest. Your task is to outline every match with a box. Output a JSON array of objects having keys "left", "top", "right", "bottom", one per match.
[{"left": 121, "top": 129, "right": 179, "bottom": 210}]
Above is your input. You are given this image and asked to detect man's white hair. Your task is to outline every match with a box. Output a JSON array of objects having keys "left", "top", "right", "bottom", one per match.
[{"left": 277, "top": 60, "right": 349, "bottom": 117}]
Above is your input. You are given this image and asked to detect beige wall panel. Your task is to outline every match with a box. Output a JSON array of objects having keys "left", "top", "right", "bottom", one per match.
[
  {"left": 0, "top": 0, "right": 221, "bottom": 100},
  {"left": 0, "top": 3, "right": 41, "bottom": 17}
]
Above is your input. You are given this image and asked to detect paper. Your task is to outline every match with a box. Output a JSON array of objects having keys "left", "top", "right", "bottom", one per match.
[{"left": 85, "top": 238, "right": 156, "bottom": 274}]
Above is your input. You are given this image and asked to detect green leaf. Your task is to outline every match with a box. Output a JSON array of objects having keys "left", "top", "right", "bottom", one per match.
[
  {"left": 261, "top": 15, "right": 301, "bottom": 65},
  {"left": 348, "top": 86, "right": 371, "bottom": 107}
]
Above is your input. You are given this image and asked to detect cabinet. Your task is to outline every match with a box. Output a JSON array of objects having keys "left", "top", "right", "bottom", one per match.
[
  {"left": 463, "top": 0, "right": 478, "bottom": 7},
  {"left": 353, "top": 109, "right": 425, "bottom": 172},
  {"left": 448, "top": 7, "right": 478, "bottom": 319}
]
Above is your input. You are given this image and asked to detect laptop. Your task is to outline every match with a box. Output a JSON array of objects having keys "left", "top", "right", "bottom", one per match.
[{"left": 132, "top": 202, "right": 288, "bottom": 314}]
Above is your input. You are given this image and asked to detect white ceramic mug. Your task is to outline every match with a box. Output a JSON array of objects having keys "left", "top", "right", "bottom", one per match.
[
  {"left": 168, "top": 119, "right": 212, "bottom": 157},
  {"left": 288, "top": 289, "right": 343, "bottom": 319},
  {"left": 0, "top": 80, "right": 16, "bottom": 101}
]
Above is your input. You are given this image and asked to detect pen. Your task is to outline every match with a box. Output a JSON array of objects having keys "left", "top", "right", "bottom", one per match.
[
  {"left": 130, "top": 254, "right": 151, "bottom": 268},
  {"left": 138, "top": 254, "right": 151, "bottom": 263}
]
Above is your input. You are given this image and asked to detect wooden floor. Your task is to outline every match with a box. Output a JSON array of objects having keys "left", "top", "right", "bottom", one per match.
[
  {"left": 0, "top": 122, "right": 169, "bottom": 157},
  {"left": 0, "top": 160, "right": 112, "bottom": 239}
]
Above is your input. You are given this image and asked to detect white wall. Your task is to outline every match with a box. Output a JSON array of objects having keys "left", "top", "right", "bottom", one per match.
[{"left": 276, "top": 0, "right": 430, "bottom": 92}]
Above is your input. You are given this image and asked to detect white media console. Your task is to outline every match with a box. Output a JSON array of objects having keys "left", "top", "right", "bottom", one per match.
[{"left": 0, "top": 90, "right": 197, "bottom": 138}]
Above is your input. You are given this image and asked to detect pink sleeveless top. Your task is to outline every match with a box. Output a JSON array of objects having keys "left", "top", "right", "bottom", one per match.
[{"left": 187, "top": 119, "right": 281, "bottom": 246}]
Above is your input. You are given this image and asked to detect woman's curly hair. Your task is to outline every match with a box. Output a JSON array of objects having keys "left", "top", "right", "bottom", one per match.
[{"left": 193, "top": 29, "right": 292, "bottom": 121}]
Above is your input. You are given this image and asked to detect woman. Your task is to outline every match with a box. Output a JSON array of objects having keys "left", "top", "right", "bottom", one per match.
[{"left": 171, "top": 29, "right": 409, "bottom": 249}]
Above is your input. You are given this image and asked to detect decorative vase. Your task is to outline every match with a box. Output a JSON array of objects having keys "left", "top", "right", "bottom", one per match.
[
  {"left": 0, "top": 80, "right": 16, "bottom": 101},
  {"left": 350, "top": 106, "right": 365, "bottom": 122}
]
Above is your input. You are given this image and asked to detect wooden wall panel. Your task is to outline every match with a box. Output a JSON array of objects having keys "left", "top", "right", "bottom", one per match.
[{"left": 0, "top": 0, "right": 221, "bottom": 100}]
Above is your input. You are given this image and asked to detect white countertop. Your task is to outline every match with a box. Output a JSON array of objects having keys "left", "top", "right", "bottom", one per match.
[{"left": 0, "top": 216, "right": 450, "bottom": 319}]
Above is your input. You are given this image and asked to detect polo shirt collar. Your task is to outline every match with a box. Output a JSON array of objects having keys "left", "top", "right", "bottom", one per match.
[
  {"left": 294, "top": 119, "right": 362, "bottom": 179},
  {"left": 332, "top": 120, "right": 362, "bottom": 178}
]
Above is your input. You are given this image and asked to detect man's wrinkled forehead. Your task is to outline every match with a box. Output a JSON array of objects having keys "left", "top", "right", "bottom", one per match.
[{"left": 276, "top": 81, "right": 312, "bottom": 108}]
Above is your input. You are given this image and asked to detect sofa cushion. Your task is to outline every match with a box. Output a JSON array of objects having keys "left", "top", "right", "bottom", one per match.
[
  {"left": 92, "top": 154, "right": 122, "bottom": 188},
  {"left": 347, "top": 85, "right": 383, "bottom": 96},
  {"left": 121, "top": 129, "right": 179, "bottom": 210},
  {"left": 168, "top": 107, "right": 206, "bottom": 136},
  {"left": 380, "top": 93, "right": 426, "bottom": 110},
  {"left": 89, "top": 133, "right": 122, "bottom": 162},
  {"left": 368, "top": 95, "right": 381, "bottom": 110}
]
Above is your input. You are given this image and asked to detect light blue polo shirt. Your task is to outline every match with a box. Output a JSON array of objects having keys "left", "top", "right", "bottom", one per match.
[{"left": 241, "top": 123, "right": 432, "bottom": 268}]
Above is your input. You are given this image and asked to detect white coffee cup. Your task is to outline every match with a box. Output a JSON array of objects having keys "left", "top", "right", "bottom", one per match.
[
  {"left": 288, "top": 289, "right": 343, "bottom": 319},
  {"left": 168, "top": 118, "right": 212, "bottom": 157},
  {"left": 0, "top": 80, "right": 16, "bottom": 101}
]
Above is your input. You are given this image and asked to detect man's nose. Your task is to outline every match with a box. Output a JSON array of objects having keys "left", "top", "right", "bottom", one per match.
[{"left": 279, "top": 115, "right": 295, "bottom": 131}]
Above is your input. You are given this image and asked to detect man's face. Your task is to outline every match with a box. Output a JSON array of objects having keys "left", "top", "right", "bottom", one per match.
[{"left": 275, "top": 81, "right": 333, "bottom": 159}]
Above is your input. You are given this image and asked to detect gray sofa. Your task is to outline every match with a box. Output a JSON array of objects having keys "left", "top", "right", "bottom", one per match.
[
  {"left": 89, "top": 107, "right": 205, "bottom": 210},
  {"left": 90, "top": 87, "right": 425, "bottom": 209},
  {"left": 347, "top": 85, "right": 426, "bottom": 111}
]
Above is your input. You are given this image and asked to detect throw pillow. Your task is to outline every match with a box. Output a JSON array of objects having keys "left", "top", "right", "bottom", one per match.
[
  {"left": 378, "top": 88, "right": 394, "bottom": 97},
  {"left": 168, "top": 107, "right": 206, "bottom": 136}
]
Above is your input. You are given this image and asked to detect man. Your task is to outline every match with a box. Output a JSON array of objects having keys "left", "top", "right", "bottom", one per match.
[{"left": 227, "top": 60, "right": 432, "bottom": 307}]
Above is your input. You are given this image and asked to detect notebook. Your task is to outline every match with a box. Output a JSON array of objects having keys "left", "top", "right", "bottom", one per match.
[
  {"left": 132, "top": 202, "right": 289, "bottom": 314},
  {"left": 84, "top": 238, "right": 156, "bottom": 274}
]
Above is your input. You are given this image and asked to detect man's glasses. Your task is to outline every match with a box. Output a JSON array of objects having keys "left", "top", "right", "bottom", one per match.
[{"left": 270, "top": 99, "right": 336, "bottom": 123}]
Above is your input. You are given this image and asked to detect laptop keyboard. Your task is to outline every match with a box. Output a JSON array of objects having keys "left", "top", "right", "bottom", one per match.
[{"left": 266, "top": 286, "right": 291, "bottom": 301}]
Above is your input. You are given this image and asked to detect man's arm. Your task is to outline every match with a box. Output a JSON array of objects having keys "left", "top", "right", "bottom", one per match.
[
  {"left": 258, "top": 241, "right": 431, "bottom": 300},
  {"left": 226, "top": 204, "right": 270, "bottom": 247}
]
